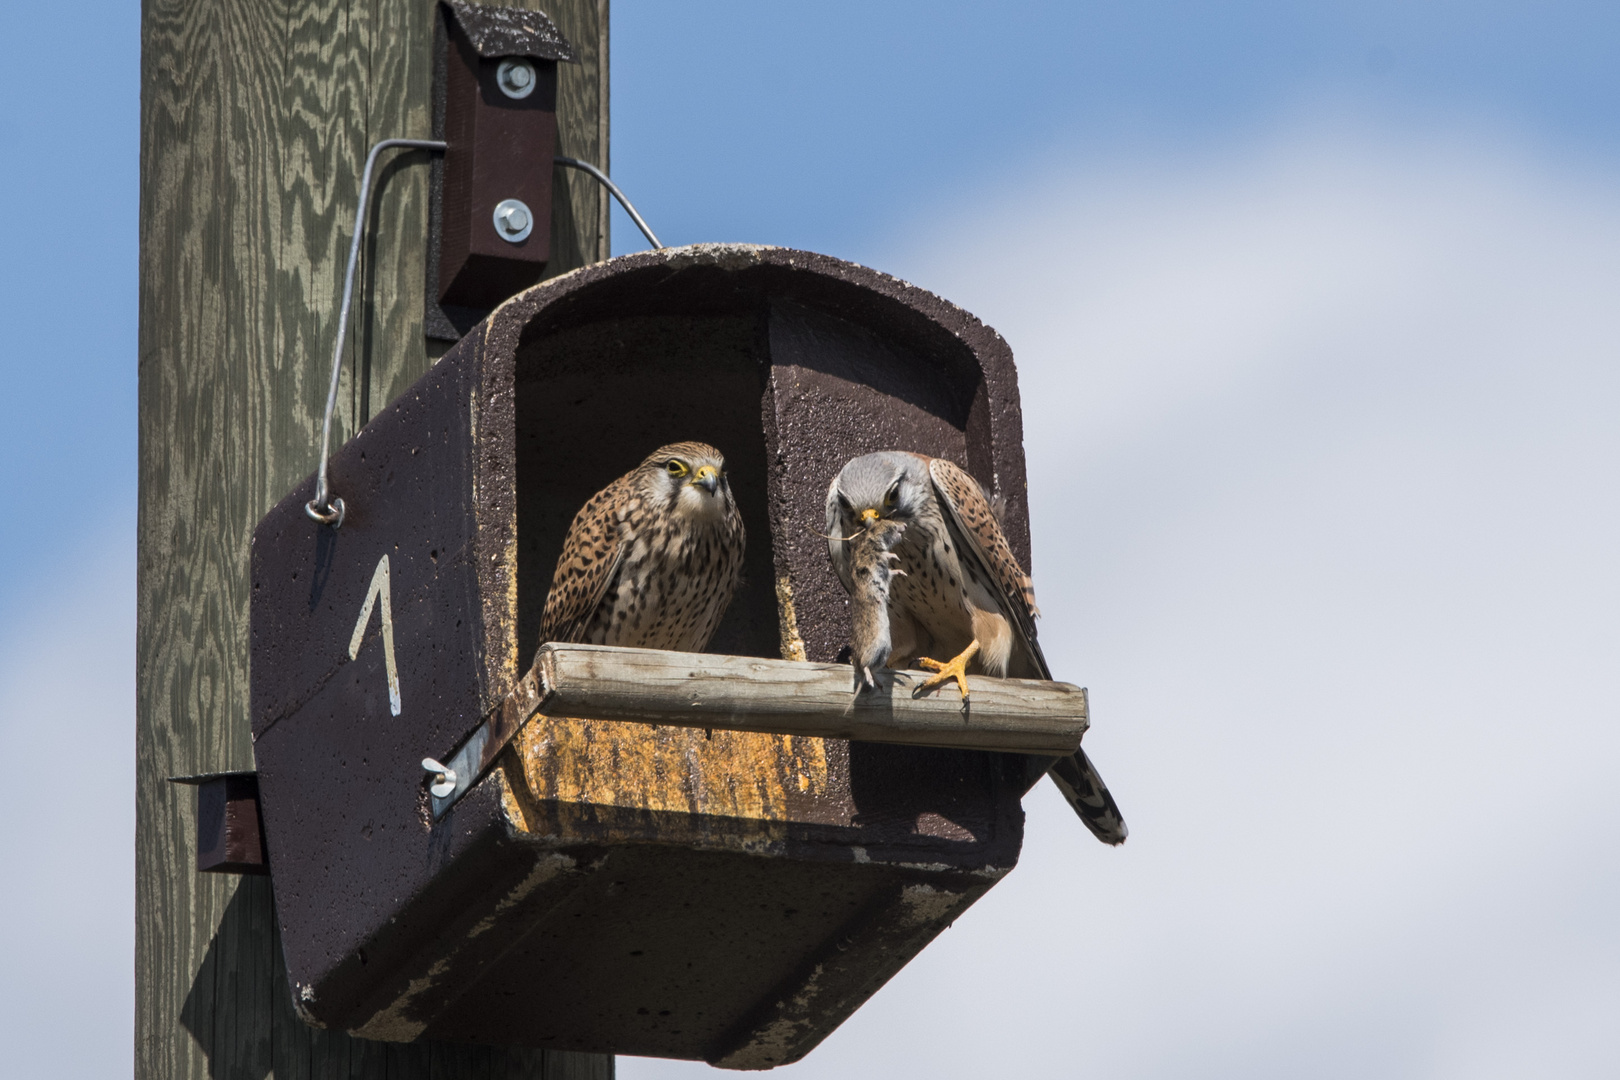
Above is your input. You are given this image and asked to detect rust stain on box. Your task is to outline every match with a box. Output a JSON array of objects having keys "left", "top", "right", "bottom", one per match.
[{"left": 507, "top": 720, "right": 831, "bottom": 822}]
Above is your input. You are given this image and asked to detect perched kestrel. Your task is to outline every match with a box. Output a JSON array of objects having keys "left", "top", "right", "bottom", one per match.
[
  {"left": 826, "top": 450, "right": 1127, "bottom": 845},
  {"left": 537, "top": 441, "right": 744, "bottom": 655}
]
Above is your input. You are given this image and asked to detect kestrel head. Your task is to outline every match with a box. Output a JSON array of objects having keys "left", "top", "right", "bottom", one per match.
[
  {"left": 634, "top": 441, "right": 735, "bottom": 524},
  {"left": 827, "top": 451, "right": 931, "bottom": 535}
]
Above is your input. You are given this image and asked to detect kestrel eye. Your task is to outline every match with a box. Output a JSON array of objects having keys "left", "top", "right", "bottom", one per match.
[{"left": 666, "top": 460, "right": 687, "bottom": 476}]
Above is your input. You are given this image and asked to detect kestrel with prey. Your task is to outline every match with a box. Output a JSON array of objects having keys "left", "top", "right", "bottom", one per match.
[{"left": 826, "top": 450, "right": 1127, "bottom": 845}]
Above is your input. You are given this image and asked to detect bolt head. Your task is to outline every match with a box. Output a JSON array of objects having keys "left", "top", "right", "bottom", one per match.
[
  {"left": 492, "top": 198, "right": 534, "bottom": 242},
  {"left": 496, "top": 58, "right": 537, "bottom": 98}
]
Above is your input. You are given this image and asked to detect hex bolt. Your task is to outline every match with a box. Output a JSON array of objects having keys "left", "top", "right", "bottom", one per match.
[
  {"left": 496, "top": 58, "right": 536, "bottom": 99},
  {"left": 492, "top": 198, "right": 534, "bottom": 243}
]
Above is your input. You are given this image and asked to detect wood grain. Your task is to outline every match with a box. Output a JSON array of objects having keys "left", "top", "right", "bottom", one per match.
[
  {"left": 549, "top": 0, "right": 612, "bottom": 269},
  {"left": 137, "top": 0, "right": 612, "bottom": 1076},
  {"left": 534, "top": 645, "right": 1088, "bottom": 755}
]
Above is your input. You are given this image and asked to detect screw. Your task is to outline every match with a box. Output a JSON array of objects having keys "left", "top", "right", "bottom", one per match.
[{"left": 496, "top": 59, "right": 536, "bottom": 99}]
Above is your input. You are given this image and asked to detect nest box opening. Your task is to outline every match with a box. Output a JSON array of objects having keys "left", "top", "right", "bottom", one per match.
[{"left": 512, "top": 313, "right": 781, "bottom": 664}]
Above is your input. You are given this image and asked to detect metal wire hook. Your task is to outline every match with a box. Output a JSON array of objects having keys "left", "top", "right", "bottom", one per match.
[
  {"left": 306, "top": 138, "right": 448, "bottom": 527},
  {"left": 306, "top": 143, "right": 663, "bottom": 528},
  {"left": 555, "top": 155, "right": 664, "bottom": 249}
]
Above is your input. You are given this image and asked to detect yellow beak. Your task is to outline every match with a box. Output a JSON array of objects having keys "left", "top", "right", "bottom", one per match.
[
  {"left": 859, "top": 508, "right": 880, "bottom": 523},
  {"left": 692, "top": 464, "right": 720, "bottom": 494}
]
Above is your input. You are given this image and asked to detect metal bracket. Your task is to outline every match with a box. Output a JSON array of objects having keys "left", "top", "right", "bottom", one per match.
[
  {"left": 167, "top": 771, "right": 270, "bottom": 875},
  {"left": 428, "top": 667, "right": 547, "bottom": 819}
]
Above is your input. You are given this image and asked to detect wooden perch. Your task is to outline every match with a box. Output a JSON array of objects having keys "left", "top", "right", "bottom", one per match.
[{"left": 531, "top": 644, "right": 1088, "bottom": 756}]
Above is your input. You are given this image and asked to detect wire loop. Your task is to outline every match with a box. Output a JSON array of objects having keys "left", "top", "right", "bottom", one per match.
[
  {"left": 306, "top": 145, "right": 663, "bottom": 528},
  {"left": 306, "top": 139, "right": 448, "bottom": 528}
]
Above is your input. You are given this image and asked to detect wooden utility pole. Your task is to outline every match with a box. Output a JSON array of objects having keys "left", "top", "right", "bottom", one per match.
[{"left": 135, "top": 1, "right": 611, "bottom": 1076}]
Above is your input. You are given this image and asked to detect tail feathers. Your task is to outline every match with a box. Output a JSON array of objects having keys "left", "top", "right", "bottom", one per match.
[{"left": 1046, "top": 749, "right": 1128, "bottom": 846}]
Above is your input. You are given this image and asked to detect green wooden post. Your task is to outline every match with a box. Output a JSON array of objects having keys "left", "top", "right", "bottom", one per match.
[{"left": 135, "top": 1, "right": 613, "bottom": 1076}]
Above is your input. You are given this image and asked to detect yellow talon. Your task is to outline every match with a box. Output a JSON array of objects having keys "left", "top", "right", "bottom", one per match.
[{"left": 914, "top": 640, "right": 981, "bottom": 699}]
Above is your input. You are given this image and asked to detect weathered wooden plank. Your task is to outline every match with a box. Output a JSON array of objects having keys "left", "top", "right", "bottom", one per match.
[
  {"left": 356, "top": 0, "right": 439, "bottom": 420},
  {"left": 533, "top": 645, "right": 1089, "bottom": 755},
  {"left": 269, "top": 907, "right": 316, "bottom": 1080},
  {"left": 549, "top": 0, "right": 612, "bottom": 268},
  {"left": 138, "top": 0, "right": 612, "bottom": 1076},
  {"left": 540, "top": 1050, "right": 616, "bottom": 1080},
  {"left": 138, "top": 0, "right": 295, "bottom": 1074},
  {"left": 385, "top": 1040, "right": 435, "bottom": 1080}
]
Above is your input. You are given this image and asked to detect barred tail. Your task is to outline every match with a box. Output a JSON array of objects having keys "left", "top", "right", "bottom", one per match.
[{"left": 1047, "top": 749, "right": 1128, "bottom": 846}]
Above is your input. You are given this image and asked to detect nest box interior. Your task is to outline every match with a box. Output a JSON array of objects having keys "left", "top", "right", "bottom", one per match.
[{"left": 250, "top": 244, "right": 1047, "bottom": 1068}]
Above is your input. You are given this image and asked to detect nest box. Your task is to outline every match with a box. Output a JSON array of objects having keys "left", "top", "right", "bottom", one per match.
[{"left": 250, "top": 244, "right": 1053, "bottom": 1068}]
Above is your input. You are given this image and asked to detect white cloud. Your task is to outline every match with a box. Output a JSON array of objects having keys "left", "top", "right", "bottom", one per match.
[
  {"left": 10, "top": 125, "right": 1617, "bottom": 1080},
  {"left": 0, "top": 511, "right": 134, "bottom": 1078},
  {"left": 624, "top": 128, "right": 1620, "bottom": 1077}
]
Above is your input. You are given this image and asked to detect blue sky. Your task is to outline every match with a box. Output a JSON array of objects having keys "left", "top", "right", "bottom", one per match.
[
  {"left": 606, "top": 0, "right": 1620, "bottom": 257},
  {"left": 3, "top": 3, "right": 1619, "bottom": 1078},
  {"left": 0, "top": 1, "right": 138, "bottom": 618},
  {"left": 2, "top": 1, "right": 1619, "bottom": 605}
]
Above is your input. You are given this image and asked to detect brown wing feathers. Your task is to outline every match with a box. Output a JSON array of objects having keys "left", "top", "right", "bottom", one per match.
[
  {"left": 538, "top": 477, "right": 628, "bottom": 645},
  {"left": 926, "top": 458, "right": 1039, "bottom": 620},
  {"left": 926, "top": 456, "right": 1050, "bottom": 679},
  {"left": 927, "top": 457, "right": 1127, "bottom": 844}
]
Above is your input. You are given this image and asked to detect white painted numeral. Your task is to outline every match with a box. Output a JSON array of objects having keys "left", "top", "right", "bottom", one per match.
[{"left": 349, "top": 553, "right": 402, "bottom": 716}]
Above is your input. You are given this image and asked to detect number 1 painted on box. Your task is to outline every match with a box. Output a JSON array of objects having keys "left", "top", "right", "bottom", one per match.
[{"left": 350, "top": 553, "right": 402, "bottom": 716}]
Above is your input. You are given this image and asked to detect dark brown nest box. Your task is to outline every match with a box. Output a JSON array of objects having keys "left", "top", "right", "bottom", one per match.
[{"left": 250, "top": 244, "right": 1055, "bottom": 1068}]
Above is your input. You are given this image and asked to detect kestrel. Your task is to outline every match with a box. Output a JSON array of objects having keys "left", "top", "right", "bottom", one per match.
[
  {"left": 537, "top": 441, "right": 745, "bottom": 656},
  {"left": 826, "top": 450, "right": 1127, "bottom": 845}
]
